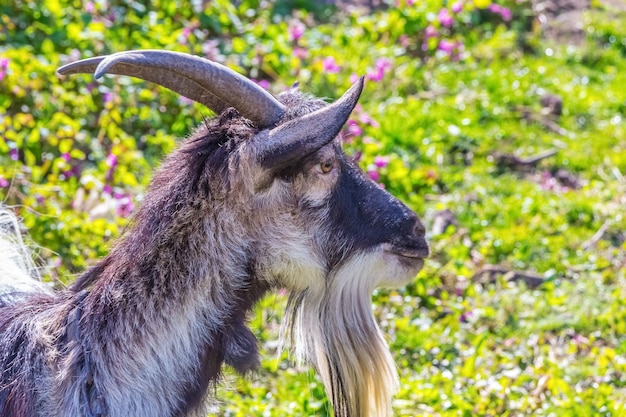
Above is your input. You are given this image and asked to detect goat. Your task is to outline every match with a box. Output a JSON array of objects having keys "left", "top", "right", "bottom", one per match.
[{"left": 0, "top": 50, "right": 429, "bottom": 417}]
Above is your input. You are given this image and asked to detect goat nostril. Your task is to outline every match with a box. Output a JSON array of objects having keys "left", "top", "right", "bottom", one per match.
[{"left": 413, "top": 220, "right": 426, "bottom": 237}]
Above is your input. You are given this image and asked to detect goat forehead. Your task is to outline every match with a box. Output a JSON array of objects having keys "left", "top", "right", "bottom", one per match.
[{"left": 276, "top": 89, "right": 328, "bottom": 121}]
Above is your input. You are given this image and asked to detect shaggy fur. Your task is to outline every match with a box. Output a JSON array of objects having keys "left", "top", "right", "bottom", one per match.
[{"left": 0, "top": 88, "right": 428, "bottom": 417}]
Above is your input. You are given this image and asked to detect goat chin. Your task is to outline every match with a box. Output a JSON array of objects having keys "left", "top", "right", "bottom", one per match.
[{"left": 284, "top": 248, "right": 419, "bottom": 417}]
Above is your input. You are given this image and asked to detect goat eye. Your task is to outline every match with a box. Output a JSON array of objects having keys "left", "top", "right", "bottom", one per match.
[{"left": 320, "top": 160, "right": 334, "bottom": 174}]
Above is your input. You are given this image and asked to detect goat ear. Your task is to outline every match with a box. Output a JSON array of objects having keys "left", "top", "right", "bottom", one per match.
[{"left": 254, "top": 77, "right": 364, "bottom": 171}]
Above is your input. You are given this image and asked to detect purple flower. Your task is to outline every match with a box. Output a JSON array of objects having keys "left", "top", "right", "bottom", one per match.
[
  {"left": 61, "top": 153, "right": 71, "bottom": 162},
  {"left": 451, "top": 2, "right": 463, "bottom": 13},
  {"left": 288, "top": 21, "right": 305, "bottom": 42},
  {"left": 103, "top": 92, "right": 114, "bottom": 103},
  {"left": 85, "top": 1, "right": 95, "bottom": 13},
  {"left": 9, "top": 147, "right": 18, "bottom": 161},
  {"left": 103, "top": 184, "right": 112, "bottom": 195},
  {"left": 322, "top": 56, "right": 340, "bottom": 74},
  {"left": 460, "top": 311, "right": 473, "bottom": 323},
  {"left": 374, "top": 155, "right": 388, "bottom": 168},
  {"left": 438, "top": 8, "right": 454, "bottom": 27},
  {"left": 0, "top": 177, "right": 8, "bottom": 188}
]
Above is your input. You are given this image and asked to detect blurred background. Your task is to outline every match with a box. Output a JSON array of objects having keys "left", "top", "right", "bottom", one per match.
[{"left": 1, "top": 0, "right": 625, "bottom": 415}]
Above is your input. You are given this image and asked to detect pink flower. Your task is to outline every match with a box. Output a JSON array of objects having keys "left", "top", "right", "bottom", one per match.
[
  {"left": 438, "top": 8, "right": 454, "bottom": 27},
  {"left": 202, "top": 40, "right": 224, "bottom": 62},
  {"left": 368, "top": 170, "right": 380, "bottom": 182},
  {"left": 451, "top": 2, "right": 463, "bottom": 13},
  {"left": 399, "top": 34, "right": 410, "bottom": 47},
  {"left": 0, "top": 57, "right": 8, "bottom": 81},
  {"left": 500, "top": 7, "right": 512, "bottom": 21},
  {"left": 293, "top": 47, "right": 308, "bottom": 59},
  {"left": 61, "top": 153, "right": 71, "bottom": 162},
  {"left": 376, "top": 58, "right": 392, "bottom": 72},
  {"left": 179, "top": 96, "right": 194, "bottom": 105},
  {"left": 368, "top": 71, "right": 384, "bottom": 82},
  {"left": 425, "top": 25, "right": 438, "bottom": 39},
  {"left": 106, "top": 153, "right": 117, "bottom": 168},
  {"left": 288, "top": 21, "right": 305, "bottom": 42},
  {"left": 85, "top": 1, "right": 95, "bottom": 13},
  {"left": 113, "top": 192, "right": 135, "bottom": 217},
  {"left": 438, "top": 39, "right": 456, "bottom": 54},
  {"left": 488, "top": 4, "right": 512, "bottom": 21},
  {"left": 178, "top": 27, "right": 192, "bottom": 45},
  {"left": 347, "top": 120, "right": 362, "bottom": 136},
  {"left": 253, "top": 79, "right": 270, "bottom": 90},
  {"left": 0, "top": 177, "right": 8, "bottom": 188},
  {"left": 322, "top": 56, "right": 340, "bottom": 74},
  {"left": 359, "top": 113, "right": 379, "bottom": 128},
  {"left": 374, "top": 156, "right": 389, "bottom": 168}
]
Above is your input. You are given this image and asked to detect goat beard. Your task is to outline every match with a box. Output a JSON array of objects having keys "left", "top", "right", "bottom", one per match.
[{"left": 282, "top": 253, "right": 399, "bottom": 417}]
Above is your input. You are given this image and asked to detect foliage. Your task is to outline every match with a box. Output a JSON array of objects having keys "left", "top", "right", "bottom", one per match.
[{"left": 1, "top": 0, "right": 625, "bottom": 415}]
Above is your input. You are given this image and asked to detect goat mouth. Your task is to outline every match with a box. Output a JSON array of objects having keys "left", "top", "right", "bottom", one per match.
[
  {"left": 383, "top": 243, "right": 429, "bottom": 270},
  {"left": 383, "top": 243, "right": 429, "bottom": 260}
]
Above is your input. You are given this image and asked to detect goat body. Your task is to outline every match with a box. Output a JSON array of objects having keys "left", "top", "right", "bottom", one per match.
[{"left": 0, "top": 50, "right": 428, "bottom": 417}]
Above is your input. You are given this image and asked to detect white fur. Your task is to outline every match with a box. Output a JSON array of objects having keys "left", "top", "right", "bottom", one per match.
[
  {"left": 284, "top": 247, "right": 421, "bottom": 417},
  {"left": 0, "top": 209, "right": 51, "bottom": 304}
]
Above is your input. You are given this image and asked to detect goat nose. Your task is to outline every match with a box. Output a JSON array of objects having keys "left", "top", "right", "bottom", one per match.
[
  {"left": 413, "top": 219, "right": 426, "bottom": 237},
  {"left": 408, "top": 216, "right": 430, "bottom": 258}
]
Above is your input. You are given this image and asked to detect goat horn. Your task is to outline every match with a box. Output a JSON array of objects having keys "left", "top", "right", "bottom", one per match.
[
  {"left": 257, "top": 77, "right": 364, "bottom": 170},
  {"left": 57, "top": 50, "right": 286, "bottom": 128}
]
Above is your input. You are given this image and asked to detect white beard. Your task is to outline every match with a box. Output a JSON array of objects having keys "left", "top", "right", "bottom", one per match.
[{"left": 283, "top": 248, "right": 418, "bottom": 417}]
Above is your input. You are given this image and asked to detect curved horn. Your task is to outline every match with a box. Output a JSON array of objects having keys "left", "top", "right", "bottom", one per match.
[
  {"left": 57, "top": 50, "right": 286, "bottom": 128},
  {"left": 257, "top": 77, "right": 364, "bottom": 170}
]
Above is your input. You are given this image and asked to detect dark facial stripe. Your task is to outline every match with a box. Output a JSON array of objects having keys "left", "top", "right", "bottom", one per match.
[{"left": 323, "top": 154, "right": 422, "bottom": 268}]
